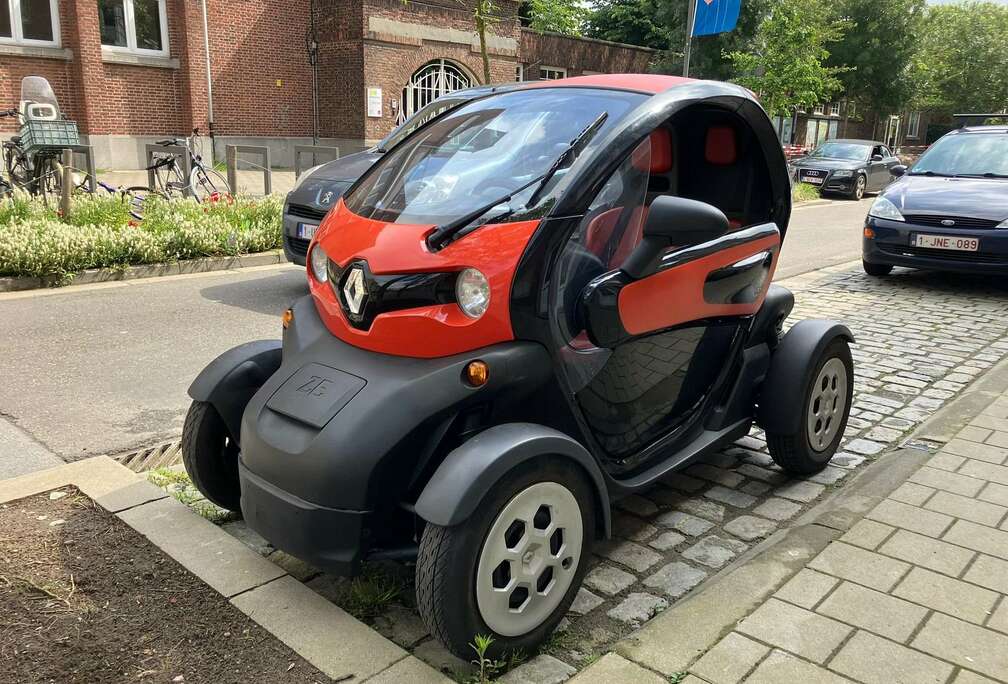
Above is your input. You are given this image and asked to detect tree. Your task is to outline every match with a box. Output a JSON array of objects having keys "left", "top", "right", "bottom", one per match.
[
  {"left": 911, "top": 2, "right": 1008, "bottom": 114},
  {"left": 520, "top": 0, "right": 587, "bottom": 35},
  {"left": 583, "top": 0, "right": 771, "bottom": 79},
  {"left": 724, "top": 0, "right": 849, "bottom": 117},
  {"left": 826, "top": 0, "right": 926, "bottom": 116}
]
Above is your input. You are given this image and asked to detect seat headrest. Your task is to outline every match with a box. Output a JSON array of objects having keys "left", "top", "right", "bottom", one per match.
[
  {"left": 632, "top": 128, "right": 673, "bottom": 174},
  {"left": 705, "top": 125, "right": 737, "bottom": 165}
]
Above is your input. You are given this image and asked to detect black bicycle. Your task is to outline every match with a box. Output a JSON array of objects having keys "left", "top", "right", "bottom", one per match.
[{"left": 147, "top": 129, "right": 230, "bottom": 200}]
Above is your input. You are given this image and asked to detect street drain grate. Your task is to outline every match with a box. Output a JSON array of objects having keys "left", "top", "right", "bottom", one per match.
[
  {"left": 114, "top": 439, "right": 183, "bottom": 473},
  {"left": 899, "top": 438, "right": 944, "bottom": 454}
]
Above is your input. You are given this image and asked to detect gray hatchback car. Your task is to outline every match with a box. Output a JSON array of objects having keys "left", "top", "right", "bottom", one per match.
[{"left": 283, "top": 84, "right": 513, "bottom": 264}]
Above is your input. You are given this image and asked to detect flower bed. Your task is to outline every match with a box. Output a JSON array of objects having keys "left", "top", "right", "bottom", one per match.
[{"left": 0, "top": 191, "right": 282, "bottom": 281}]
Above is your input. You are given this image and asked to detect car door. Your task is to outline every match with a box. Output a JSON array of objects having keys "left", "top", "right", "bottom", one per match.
[
  {"left": 879, "top": 145, "right": 900, "bottom": 187},
  {"left": 868, "top": 145, "right": 890, "bottom": 190},
  {"left": 550, "top": 133, "right": 781, "bottom": 468}
]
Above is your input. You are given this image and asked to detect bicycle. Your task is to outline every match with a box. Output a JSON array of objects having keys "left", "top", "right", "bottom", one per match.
[{"left": 147, "top": 128, "right": 230, "bottom": 201}]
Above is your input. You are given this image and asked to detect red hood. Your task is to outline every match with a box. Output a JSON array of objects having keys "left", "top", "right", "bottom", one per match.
[{"left": 307, "top": 200, "right": 540, "bottom": 358}]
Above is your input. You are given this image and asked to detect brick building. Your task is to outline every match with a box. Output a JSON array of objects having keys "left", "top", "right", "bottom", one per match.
[{"left": 0, "top": 0, "right": 653, "bottom": 168}]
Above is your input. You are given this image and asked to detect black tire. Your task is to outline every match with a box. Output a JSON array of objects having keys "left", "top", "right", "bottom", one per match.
[
  {"left": 850, "top": 174, "right": 867, "bottom": 200},
  {"left": 415, "top": 458, "right": 596, "bottom": 660},
  {"left": 32, "top": 155, "right": 62, "bottom": 207},
  {"left": 191, "top": 166, "right": 230, "bottom": 201},
  {"left": 767, "top": 338, "right": 854, "bottom": 475},
  {"left": 863, "top": 260, "right": 893, "bottom": 276},
  {"left": 4, "top": 144, "right": 31, "bottom": 188},
  {"left": 181, "top": 400, "right": 242, "bottom": 512}
]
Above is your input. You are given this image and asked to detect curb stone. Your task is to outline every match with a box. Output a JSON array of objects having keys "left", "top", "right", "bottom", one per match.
[
  {"left": 0, "top": 456, "right": 449, "bottom": 683},
  {"left": 611, "top": 352, "right": 1008, "bottom": 679},
  {"left": 0, "top": 249, "right": 288, "bottom": 293}
]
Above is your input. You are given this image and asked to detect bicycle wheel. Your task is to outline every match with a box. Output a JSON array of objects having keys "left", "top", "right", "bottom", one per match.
[
  {"left": 4, "top": 144, "right": 31, "bottom": 188},
  {"left": 32, "top": 155, "right": 63, "bottom": 208},
  {"left": 190, "top": 166, "right": 230, "bottom": 201},
  {"left": 153, "top": 157, "right": 187, "bottom": 198},
  {"left": 122, "top": 185, "right": 165, "bottom": 221}
]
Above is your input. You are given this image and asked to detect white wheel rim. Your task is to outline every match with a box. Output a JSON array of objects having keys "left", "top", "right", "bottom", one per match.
[
  {"left": 806, "top": 357, "right": 848, "bottom": 452},
  {"left": 475, "top": 481, "right": 583, "bottom": 637}
]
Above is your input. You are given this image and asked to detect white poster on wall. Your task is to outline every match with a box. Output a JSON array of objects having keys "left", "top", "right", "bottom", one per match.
[{"left": 367, "top": 88, "right": 383, "bottom": 118}]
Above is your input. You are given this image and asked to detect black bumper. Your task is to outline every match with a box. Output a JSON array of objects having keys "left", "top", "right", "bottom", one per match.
[
  {"left": 236, "top": 295, "right": 552, "bottom": 573},
  {"left": 864, "top": 217, "right": 1008, "bottom": 275},
  {"left": 240, "top": 461, "right": 366, "bottom": 574}
]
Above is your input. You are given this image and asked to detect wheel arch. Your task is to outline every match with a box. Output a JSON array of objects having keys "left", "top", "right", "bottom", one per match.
[
  {"left": 414, "top": 423, "right": 612, "bottom": 538},
  {"left": 187, "top": 339, "right": 282, "bottom": 444},
  {"left": 755, "top": 320, "right": 855, "bottom": 435}
]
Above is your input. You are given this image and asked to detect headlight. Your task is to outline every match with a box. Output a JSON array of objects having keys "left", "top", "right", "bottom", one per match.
[
  {"left": 310, "top": 243, "right": 329, "bottom": 283},
  {"left": 456, "top": 268, "right": 490, "bottom": 319},
  {"left": 998, "top": 218, "right": 1008, "bottom": 228},
  {"left": 831, "top": 169, "right": 853, "bottom": 178},
  {"left": 868, "top": 196, "right": 904, "bottom": 222},
  {"left": 292, "top": 164, "right": 323, "bottom": 192}
]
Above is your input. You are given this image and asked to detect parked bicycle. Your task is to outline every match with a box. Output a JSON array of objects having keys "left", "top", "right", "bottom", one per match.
[{"left": 147, "top": 129, "right": 230, "bottom": 200}]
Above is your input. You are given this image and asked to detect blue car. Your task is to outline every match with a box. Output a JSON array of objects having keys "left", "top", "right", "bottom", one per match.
[{"left": 862, "top": 125, "right": 1008, "bottom": 275}]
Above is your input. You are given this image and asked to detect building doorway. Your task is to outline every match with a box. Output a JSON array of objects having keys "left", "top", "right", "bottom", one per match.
[{"left": 398, "top": 59, "right": 474, "bottom": 124}]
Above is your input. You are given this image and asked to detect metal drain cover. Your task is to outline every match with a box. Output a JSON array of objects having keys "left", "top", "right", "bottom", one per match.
[{"left": 114, "top": 440, "right": 183, "bottom": 473}]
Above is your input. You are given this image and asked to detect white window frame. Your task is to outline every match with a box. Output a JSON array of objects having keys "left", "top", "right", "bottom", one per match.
[
  {"left": 813, "top": 104, "right": 825, "bottom": 115},
  {"left": 829, "top": 102, "right": 840, "bottom": 117},
  {"left": 515, "top": 64, "right": 524, "bottom": 82},
  {"left": 99, "top": 0, "right": 169, "bottom": 57},
  {"left": 539, "top": 66, "right": 567, "bottom": 80},
  {"left": 906, "top": 111, "right": 921, "bottom": 139},
  {"left": 0, "top": 0, "right": 61, "bottom": 47}
]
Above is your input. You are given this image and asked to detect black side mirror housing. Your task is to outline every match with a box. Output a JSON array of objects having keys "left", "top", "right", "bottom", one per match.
[
  {"left": 871, "top": 154, "right": 884, "bottom": 162},
  {"left": 622, "top": 196, "right": 730, "bottom": 279},
  {"left": 890, "top": 164, "right": 907, "bottom": 177}
]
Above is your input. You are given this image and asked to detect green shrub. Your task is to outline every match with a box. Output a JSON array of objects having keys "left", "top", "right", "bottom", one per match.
[
  {"left": 792, "top": 182, "right": 822, "bottom": 203},
  {"left": 0, "top": 192, "right": 282, "bottom": 280}
]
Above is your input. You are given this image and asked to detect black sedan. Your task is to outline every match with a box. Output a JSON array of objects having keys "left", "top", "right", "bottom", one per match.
[
  {"left": 862, "top": 125, "right": 1008, "bottom": 276},
  {"left": 792, "top": 139, "right": 902, "bottom": 200},
  {"left": 283, "top": 84, "right": 513, "bottom": 265}
]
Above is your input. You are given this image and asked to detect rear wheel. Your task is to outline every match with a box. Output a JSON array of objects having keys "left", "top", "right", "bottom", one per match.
[
  {"left": 181, "top": 400, "right": 242, "bottom": 512},
  {"left": 767, "top": 339, "right": 853, "bottom": 475},
  {"left": 32, "top": 155, "right": 62, "bottom": 208},
  {"left": 416, "top": 458, "right": 595, "bottom": 659},
  {"left": 122, "top": 185, "right": 165, "bottom": 221},
  {"left": 863, "top": 260, "right": 893, "bottom": 276}
]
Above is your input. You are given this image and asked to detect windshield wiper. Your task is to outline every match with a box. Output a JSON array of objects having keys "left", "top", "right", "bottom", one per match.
[
  {"left": 908, "top": 170, "right": 953, "bottom": 177},
  {"left": 426, "top": 111, "right": 609, "bottom": 250},
  {"left": 955, "top": 172, "right": 1008, "bottom": 179}
]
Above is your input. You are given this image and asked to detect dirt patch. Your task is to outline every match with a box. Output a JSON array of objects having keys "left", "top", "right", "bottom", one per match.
[{"left": 0, "top": 488, "right": 334, "bottom": 684}]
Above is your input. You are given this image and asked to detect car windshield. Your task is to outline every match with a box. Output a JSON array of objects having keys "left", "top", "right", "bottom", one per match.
[
  {"left": 380, "top": 95, "right": 474, "bottom": 151},
  {"left": 910, "top": 132, "right": 1008, "bottom": 177},
  {"left": 808, "top": 142, "right": 870, "bottom": 161},
  {"left": 344, "top": 88, "right": 646, "bottom": 225}
]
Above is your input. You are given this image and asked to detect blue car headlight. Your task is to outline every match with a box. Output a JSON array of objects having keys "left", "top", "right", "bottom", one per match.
[{"left": 868, "top": 196, "right": 905, "bottom": 222}]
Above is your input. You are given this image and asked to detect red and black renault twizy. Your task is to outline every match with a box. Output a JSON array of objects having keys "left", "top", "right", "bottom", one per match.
[{"left": 182, "top": 75, "right": 853, "bottom": 657}]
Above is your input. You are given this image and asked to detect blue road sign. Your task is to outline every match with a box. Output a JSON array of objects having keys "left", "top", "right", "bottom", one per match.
[{"left": 692, "top": 0, "right": 741, "bottom": 37}]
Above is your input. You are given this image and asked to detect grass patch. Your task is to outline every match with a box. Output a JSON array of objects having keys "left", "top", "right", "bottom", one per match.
[
  {"left": 0, "top": 190, "right": 282, "bottom": 281},
  {"left": 792, "top": 182, "right": 822, "bottom": 203},
  {"left": 146, "top": 467, "right": 238, "bottom": 524}
]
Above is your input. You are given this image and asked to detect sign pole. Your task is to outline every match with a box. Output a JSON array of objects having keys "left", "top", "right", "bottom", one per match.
[{"left": 683, "top": 0, "right": 697, "bottom": 77}]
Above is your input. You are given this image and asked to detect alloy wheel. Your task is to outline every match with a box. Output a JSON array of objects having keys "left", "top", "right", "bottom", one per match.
[
  {"left": 475, "top": 481, "right": 583, "bottom": 637},
  {"left": 854, "top": 175, "right": 866, "bottom": 200},
  {"left": 806, "top": 357, "right": 848, "bottom": 452}
]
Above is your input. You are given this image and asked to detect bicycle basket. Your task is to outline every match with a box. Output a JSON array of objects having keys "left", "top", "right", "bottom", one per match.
[{"left": 20, "top": 118, "right": 80, "bottom": 153}]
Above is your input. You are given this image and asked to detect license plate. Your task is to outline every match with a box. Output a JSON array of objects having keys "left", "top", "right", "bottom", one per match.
[
  {"left": 800, "top": 171, "right": 824, "bottom": 185},
  {"left": 913, "top": 234, "right": 979, "bottom": 251},
  {"left": 297, "top": 222, "right": 318, "bottom": 240}
]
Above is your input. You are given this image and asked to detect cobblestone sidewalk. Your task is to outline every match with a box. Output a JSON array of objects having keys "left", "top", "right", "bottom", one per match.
[
  {"left": 582, "top": 382, "right": 1008, "bottom": 684},
  {"left": 157, "top": 263, "right": 1008, "bottom": 681}
]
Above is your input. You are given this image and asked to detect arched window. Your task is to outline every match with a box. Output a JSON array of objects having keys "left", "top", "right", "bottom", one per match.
[{"left": 398, "top": 59, "right": 474, "bottom": 124}]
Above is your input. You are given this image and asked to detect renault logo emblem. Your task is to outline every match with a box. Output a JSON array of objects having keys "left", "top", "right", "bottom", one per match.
[{"left": 343, "top": 266, "right": 367, "bottom": 316}]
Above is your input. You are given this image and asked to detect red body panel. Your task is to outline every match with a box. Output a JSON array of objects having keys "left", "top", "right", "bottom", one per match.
[
  {"left": 308, "top": 201, "right": 539, "bottom": 358},
  {"left": 618, "top": 234, "right": 780, "bottom": 336}
]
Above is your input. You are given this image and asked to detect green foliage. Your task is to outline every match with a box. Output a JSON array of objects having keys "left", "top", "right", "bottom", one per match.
[
  {"left": 725, "top": 0, "right": 849, "bottom": 117},
  {"left": 468, "top": 634, "right": 505, "bottom": 683},
  {"left": 792, "top": 182, "right": 822, "bottom": 203},
  {"left": 0, "top": 190, "right": 282, "bottom": 280},
  {"left": 911, "top": 2, "right": 1008, "bottom": 114},
  {"left": 147, "top": 467, "right": 238, "bottom": 524},
  {"left": 827, "top": 0, "right": 926, "bottom": 116},
  {"left": 520, "top": 0, "right": 586, "bottom": 35}
]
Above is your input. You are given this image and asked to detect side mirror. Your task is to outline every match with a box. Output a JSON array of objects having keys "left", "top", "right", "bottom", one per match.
[
  {"left": 622, "top": 196, "right": 729, "bottom": 279},
  {"left": 890, "top": 164, "right": 907, "bottom": 177},
  {"left": 871, "top": 154, "right": 884, "bottom": 162}
]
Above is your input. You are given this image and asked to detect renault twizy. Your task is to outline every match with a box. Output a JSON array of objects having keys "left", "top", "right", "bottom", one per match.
[{"left": 182, "top": 75, "right": 854, "bottom": 657}]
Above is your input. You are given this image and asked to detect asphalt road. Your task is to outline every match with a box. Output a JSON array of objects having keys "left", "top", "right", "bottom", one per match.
[{"left": 0, "top": 197, "right": 870, "bottom": 462}]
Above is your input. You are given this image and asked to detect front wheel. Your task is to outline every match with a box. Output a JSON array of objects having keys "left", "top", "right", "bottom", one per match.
[
  {"left": 190, "top": 166, "right": 231, "bottom": 202},
  {"left": 415, "top": 459, "right": 595, "bottom": 659},
  {"left": 767, "top": 338, "right": 853, "bottom": 475},
  {"left": 850, "top": 174, "right": 867, "bottom": 200},
  {"left": 181, "top": 401, "right": 242, "bottom": 512},
  {"left": 122, "top": 185, "right": 166, "bottom": 221}
]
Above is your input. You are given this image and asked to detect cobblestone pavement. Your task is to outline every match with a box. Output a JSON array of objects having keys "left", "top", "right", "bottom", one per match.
[{"left": 160, "top": 262, "right": 1008, "bottom": 681}]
